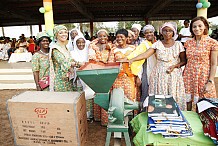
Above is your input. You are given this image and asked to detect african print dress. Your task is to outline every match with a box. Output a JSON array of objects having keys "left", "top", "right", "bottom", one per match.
[
  {"left": 32, "top": 52, "right": 49, "bottom": 91},
  {"left": 88, "top": 38, "right": 114, "bottom": 63},
  {"left": 112, "top": 46, "right": 138, "bottom": 101},
  {"left": 183, "top": 35, "right": 218, "bottom": 110},
  {"left": 149, "top": 40, "right": 186, "bottom": 111}
]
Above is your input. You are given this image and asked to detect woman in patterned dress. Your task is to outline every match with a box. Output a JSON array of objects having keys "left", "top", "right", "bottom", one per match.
[
  {"left": 112, "top": 29, "right": 137, "bottom": 101},
  {"left": 183, "top": 16, "right": 218, "bottom": 111},
  {"left": 88, "top": 29, "right": 114, "bottom": 124},
  {"left": 89, "top": 29, "right": 114, "bottom": 63},
  {"left": 32, "top": 32, "right": 51, "bottom": 91},
  {"left": 123, "top": 22, "right": 187, "bottom": 110},
  {"left": 49, "top": 25, "right": 81, "bottom": 92}
]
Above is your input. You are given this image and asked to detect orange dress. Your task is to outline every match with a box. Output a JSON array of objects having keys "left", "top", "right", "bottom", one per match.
[
  {"left": 183, "top": 35, "right": 218, "bottom": 110},
  {"left": 112, "top": 45, "right": 138, "bottom": 101}
]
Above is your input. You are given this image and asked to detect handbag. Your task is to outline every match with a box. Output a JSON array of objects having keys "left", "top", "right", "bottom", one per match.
[{"left": 38, "top": 76, "right": 50, "bottom": 90}]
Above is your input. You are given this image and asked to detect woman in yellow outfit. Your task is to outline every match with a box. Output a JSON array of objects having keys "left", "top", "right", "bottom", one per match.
[{"left": 127, "top": 25, "right": 156, "bottom": 102}]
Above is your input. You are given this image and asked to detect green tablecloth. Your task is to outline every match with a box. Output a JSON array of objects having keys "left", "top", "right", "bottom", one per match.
[{"left": 130, "top": 111, "right": 215, "bottom": 146}]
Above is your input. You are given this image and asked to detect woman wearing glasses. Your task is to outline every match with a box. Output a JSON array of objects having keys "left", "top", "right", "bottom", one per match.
[{"left": 121, "top": 22, "right": 187, "bottom": 110}]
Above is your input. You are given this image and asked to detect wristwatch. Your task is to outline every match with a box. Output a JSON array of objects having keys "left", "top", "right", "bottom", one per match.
[{"left": 208, "top": 80, "right": 214, "bottom": 84}]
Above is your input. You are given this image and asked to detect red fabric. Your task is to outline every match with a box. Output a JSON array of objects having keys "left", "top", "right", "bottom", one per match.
[{"left": 28, "top": 43, "right": 35, "bottom": 54}]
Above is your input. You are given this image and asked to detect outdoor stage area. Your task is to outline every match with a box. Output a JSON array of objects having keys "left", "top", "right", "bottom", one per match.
[{"left": 0, "top": 60, "right": 218, "bottom": 146}]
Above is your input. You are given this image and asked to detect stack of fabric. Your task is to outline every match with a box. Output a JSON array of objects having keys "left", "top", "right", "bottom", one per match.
[
  {"left": 197, "top": 98, "right": 218, "bottom": 145},
  {"left": 147, "top": 95, "right": 193, "bottom": 138}
]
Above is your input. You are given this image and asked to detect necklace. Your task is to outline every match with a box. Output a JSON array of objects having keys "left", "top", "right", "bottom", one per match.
[{"left": 39, "top": 50, "right": 49, "bottom": 56}]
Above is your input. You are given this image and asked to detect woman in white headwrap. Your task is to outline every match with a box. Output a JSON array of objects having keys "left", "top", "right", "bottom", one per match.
[
  {"left": 67, "top": 28, "right": 83, "bottom": 51},
  {"left": 71, "top": 35, "right": 89, "bottom": 62},
  {"left": 127, "top": 25, "right": 157, "bottom": 103},
  {"left": 131, "top": 23, "right": 144, "bottom": 46},
  {"left": 123, "top": 22, "right": 187, "bottom": 110},
  {"left": 70, "top": 35, "right": 94, "bottom": 118}
]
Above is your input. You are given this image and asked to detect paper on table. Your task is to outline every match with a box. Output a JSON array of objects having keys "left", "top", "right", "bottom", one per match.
[
  {"left": 197, "top": 100, "right": 216, "bottom": 113},
  {"left": 155, "top": 95, "right": 165, "bottom": 98},
  {"left": 143, "top": 96, "right": 149, "bottom": 107}
]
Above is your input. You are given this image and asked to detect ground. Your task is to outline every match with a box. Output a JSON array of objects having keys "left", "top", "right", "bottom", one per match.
[{"left": 0, "top": 89, "right": 129, "bottom": 146}]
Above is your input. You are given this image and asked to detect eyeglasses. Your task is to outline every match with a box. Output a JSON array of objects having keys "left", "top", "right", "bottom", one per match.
[{"left": 162, "top": 30, "right": 174, "bottom": 34}]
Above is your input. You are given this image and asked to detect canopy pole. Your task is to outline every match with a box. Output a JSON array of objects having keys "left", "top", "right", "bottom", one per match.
[
  {"left": 30, "top": 25, "right": 33, "bottom": 36},
  {"left": 43, "top": 0, "right": 54, "bottom": 36},
  {"left": 197, "top": 0, "right": 208, "bottom": 18},
  {"left": 2, "top": 27, "right": 5, "bottom": 37},
  {"left": 90, "top": 21, "right": 93, "bottom": 37}
]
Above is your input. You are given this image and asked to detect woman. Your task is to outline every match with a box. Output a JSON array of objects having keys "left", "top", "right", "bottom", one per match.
[
  {"left": 71, "top": 35, "right": 90, "bottom": 91},
  {"left": 67, "top": 28, "right": 83, "bottom": 51},
  {"left": 50, "top": 25, "right": 80, "bottom": 92},
  {"left": 124, "top": 22, "right": 187, "bottom": 110},
  {"left": 71, "top": 35, "right": 94, "bottom": 119},
  {"left": 15, "top": 37, "right": 28, "bottom": 53},
  {"left": 89, "top": 29, "right": 114, "bottom": 63},
  {"left": 71, "top": 35, "right": 89, "bottom": 62},
  {"left": 127, "top": 30, "right": 135, "bottom": 45},
  {"left": 32, "top": 32, "right": 51, "bottom": 91},
  {"left": 127, "top": 25, "right": 157, "bottom": 103},
  {"left": 183, "top": 16, "right": 218, "bottom": 111},
  {"left": 88, "top": 29, "right": 114, "bottom": 125},
  {"left": 112, "top": 29, "right": 137, "bottom": 101}
]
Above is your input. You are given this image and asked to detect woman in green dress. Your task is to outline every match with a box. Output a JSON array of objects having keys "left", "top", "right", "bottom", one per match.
[
  {"left": 32, "top": 32, "right": 51, "bottom": 91},
  {"left": 49, "top": 25, "right": 81, "bottom": 92}
]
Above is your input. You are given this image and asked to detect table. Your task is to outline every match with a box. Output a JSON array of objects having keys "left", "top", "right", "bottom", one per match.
[
  {"left": 8, "top": 53, "right": 32, "bottom": 63},
  {"left": 130, "top": 111, "right": 215, "bottom": 146}
]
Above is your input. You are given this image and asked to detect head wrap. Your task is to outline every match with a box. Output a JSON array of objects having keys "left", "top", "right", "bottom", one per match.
[
  {"left": 142, "top": 25, "right": 155, "bottom": 33},
  {"left": 71, "top": 35, "right": 89, "bottom": 62},
  {"left": 53, "top": 25, "right": 68, "bottom": 37},
  {"left": 36, "top": 31, "right": 49, "bottom": 40},
  {"left": 127, "top": 30, "right": 135, "bottom": 38},
  {"left": 97, "top": 29, "right": 108, "bottom": 36},
  {"left": 67, "top": 28, "right": 83, "bottom": 51},
  {"left": 131, "top": 24, "right": 142, "bottom": 32},
  {"left": 160, "top": 22, "right": 178, "bottom": 40}
]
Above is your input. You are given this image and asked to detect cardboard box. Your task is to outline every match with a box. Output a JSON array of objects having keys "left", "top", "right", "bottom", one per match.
[{"left": 7, "top": 91, "right": 88, "bottom": 146}]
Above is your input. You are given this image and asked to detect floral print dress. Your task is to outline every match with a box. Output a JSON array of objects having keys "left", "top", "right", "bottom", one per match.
[
  {"left": 51, "top": 48, "right": 74, "bottom": 92},
  {"left": 32, "top": 52, "right": 49, "bottom": 91},
  {"left": 149, "top": 40, "right": 186, "bottom": 110},
  {"left": 183, "top": 35, "right": 218, "bottom": 110}
]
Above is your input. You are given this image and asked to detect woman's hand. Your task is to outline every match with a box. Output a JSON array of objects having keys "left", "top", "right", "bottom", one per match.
[
  {"left": 166, "top": 65, "right": 176, "bottom": 74},
  {"left": 204, "top": 82, "right": 213, "bottom": 93}
]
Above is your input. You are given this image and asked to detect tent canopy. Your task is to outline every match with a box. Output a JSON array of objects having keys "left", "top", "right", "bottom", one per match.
[{"left": 0, "top": 0, "right": 217, "bottom": 26}]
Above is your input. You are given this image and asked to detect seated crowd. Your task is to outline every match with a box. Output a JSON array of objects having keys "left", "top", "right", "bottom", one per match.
[{"left": 0, "top": 34, "right": 37, "bottom": 60}]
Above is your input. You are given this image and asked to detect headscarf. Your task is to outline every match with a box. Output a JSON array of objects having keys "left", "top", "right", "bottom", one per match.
[
  {"left": 131, "top": 24, "right": 142, "bottom": 32},
  {"left": 67, "top": 28, "right": 83, "bottom": 51},
  {"left": 97, "top": 29, "right": 108, "bottom": 36},
  {"left": 142, "top": 25, "right": 155, "bottom": 33},
  {"left": 36, "top": 31, "right": 50, "bottom": 45},
  {"left": 71, "top": 35, "right": 89, "bottom": 62},
  {"left": 36, "top": 31, "right": 49, "bottom": 40},
  {"left": 53, "top": 25, "right": 68, "bottom": 38},
  {"left": 160, "top": 22, "right": 178, "bottom": 40}
]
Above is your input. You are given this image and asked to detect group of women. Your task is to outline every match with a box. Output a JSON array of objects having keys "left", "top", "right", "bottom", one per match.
[{"left": 32, "top": 16, "right": 218, "bottom": 116}]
